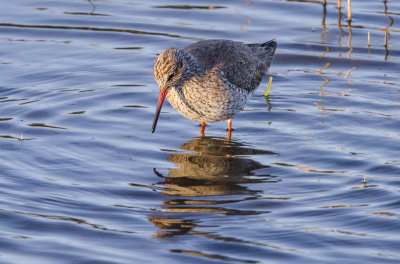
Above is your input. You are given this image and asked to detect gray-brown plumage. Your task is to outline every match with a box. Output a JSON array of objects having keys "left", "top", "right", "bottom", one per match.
[{"left": 152, "top": 39, "right": 277, "bottom": 134}]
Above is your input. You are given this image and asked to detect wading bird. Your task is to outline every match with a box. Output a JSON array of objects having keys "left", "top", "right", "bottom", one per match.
[{"left": 152, "top": 39, "right": 277, "bottom": 138}]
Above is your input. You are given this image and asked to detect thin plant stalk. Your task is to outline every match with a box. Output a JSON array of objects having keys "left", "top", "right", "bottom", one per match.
[
  {"left": 368, "top": 32, "right": 370, "bottom": 46},
  {"left": 347, "top": 0, "right": 351, "bottom": 22},
  {"left": 264, "top": 77, "right": 273, "bottom": 97},
  {"left": 368, "top": 32, "right": 371, "bottom": 59}
]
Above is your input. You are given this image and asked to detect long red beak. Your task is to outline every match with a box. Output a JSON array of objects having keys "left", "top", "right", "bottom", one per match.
[{"left": 152, "top": 89, "right": 169, "bottom": 133}]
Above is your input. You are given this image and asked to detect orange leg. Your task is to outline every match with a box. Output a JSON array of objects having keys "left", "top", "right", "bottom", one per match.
[
  {"left": 227, "top": 121, "right": 232, "bottom": 139},
  {"left": 200, "top": 121, "right": 205, "bottom": 136}
]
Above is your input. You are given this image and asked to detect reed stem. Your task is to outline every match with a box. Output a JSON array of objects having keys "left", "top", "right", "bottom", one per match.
[
  {"left": 347, "top": 0, "right": 351, "bottom": 22},
  {"left": 264, "top": 77, "right": 273, "bottom": 97},
  {"left": 368, "top": 32, "right": 370, "bottom": 46}
]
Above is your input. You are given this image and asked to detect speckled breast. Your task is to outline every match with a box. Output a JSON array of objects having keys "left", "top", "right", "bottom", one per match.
[{"left": 166, "top": 78, "right": 254, "bottom": 123}]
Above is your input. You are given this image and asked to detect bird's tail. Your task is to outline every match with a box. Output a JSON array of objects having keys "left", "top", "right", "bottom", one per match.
[{"left": 246, "top": 39, "right": 277, "bottom": 69}]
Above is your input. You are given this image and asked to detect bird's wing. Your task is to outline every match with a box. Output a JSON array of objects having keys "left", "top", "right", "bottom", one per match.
[
  {"left": 246, "top": 40, "right": 277, "bottom": 69},
  {"left": 184, "top": 40, "right": 266, "bottom": 92}
]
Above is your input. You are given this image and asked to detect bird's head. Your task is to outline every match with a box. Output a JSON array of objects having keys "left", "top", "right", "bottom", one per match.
[
  {"left": 154, "top": 48, "right": 186, "bottom": 91},
  {"left": 152, "top": 48, "right": 186, "bottom": 133}
]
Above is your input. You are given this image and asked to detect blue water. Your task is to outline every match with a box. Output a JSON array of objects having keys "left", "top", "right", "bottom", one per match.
[{"left": 1, "top": 0, "right": 400, "bottom": 263}]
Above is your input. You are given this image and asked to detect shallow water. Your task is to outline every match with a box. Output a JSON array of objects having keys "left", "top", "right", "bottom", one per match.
[{"left": 1, "top": 0, "right": 400, "bottom": 263}]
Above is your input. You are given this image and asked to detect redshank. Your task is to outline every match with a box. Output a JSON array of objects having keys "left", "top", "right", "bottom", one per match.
[{"left": 152, "top": 39, "right": 277, "bottom": 137}]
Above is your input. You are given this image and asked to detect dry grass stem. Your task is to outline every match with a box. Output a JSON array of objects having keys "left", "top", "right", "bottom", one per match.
[
  {"left": 368, "top": 32, "right": 370, "bottom": 46},
  {"left": 347, "top": 0, "right": 351, "bottom": 22},
  {"left": 264, "top": 77, "right": 273, "bottom": 97},
  {"left": 364, "top": 173, "right": 367, "bottom": 184}
]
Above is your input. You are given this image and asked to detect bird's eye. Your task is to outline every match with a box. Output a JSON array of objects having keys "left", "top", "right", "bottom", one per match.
[{"left": 167, "top": 73, "right": 173, "bottom": 81}]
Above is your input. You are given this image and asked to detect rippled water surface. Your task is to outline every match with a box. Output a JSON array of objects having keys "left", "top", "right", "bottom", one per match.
[{"left": 1, "top": 0, "right": 400, "bottom": 263}]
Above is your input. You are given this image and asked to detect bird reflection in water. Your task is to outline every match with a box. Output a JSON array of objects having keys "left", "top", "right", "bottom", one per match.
[{"left": 150, "top": 136, "right": 278, "bottom": 238}]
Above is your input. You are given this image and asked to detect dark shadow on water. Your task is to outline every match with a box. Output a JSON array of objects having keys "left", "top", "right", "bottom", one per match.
[{"left": 150, "top": 136, "right": 279, "bottom": 238}]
